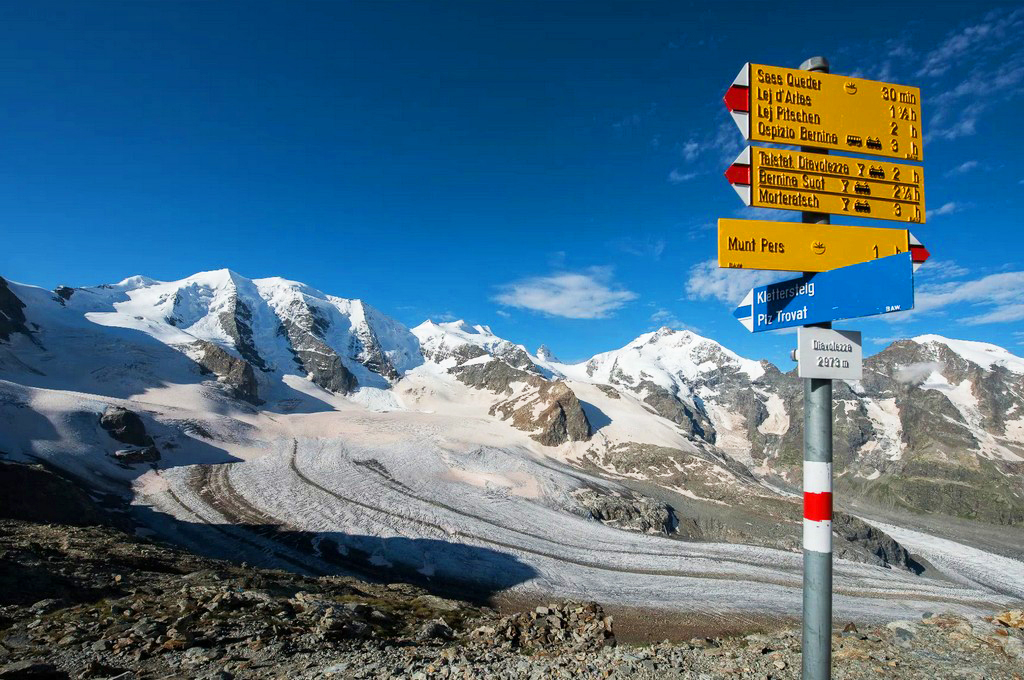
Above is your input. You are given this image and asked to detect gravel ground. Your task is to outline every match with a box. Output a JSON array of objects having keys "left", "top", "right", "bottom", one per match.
[{"left": 2, "top": 519, "right": 1023, "bottom": 680}]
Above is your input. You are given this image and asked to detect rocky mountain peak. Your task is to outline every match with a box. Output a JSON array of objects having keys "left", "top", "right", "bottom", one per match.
[
  {"left": 646, "top": 326, "right": 690, "bottom": 343},
  {"left": 536, "top": 344, "right": 559, "bottom": 363}
]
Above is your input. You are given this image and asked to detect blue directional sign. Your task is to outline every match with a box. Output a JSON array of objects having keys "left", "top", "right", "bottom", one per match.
[{"left": 733, "top": 252, "right": 914, "bottom": 332}]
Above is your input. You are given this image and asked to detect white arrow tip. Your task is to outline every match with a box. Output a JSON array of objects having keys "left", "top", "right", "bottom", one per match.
[
  {"left": 731, "top": 182, "right": 751, "bottom": 206},
  {"left": 730, "top": 111, "right": 748, "bottom": 138}
]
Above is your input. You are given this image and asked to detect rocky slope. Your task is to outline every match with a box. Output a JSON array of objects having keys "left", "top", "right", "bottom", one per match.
[
  {"left": 1, "top": 508, "right": 1020, "bottom": 679},
  {"left": 536, "top": 328, "right": 1024, "bottom": 528},
  {"left": 412, "top": 321, "right": 592, "bottom": 446}
]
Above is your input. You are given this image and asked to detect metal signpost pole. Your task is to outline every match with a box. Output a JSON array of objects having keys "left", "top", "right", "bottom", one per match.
[{"left": 799, "top": 55, "right": 833, "bottom": 680}]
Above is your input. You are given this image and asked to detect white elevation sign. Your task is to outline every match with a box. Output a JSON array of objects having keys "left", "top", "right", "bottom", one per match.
[{"left": 797, "top": 327, "right": 863, "bottom": 380}]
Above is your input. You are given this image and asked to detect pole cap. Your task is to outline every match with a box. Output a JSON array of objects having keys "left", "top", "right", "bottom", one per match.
[{"left": 799, "top": 56, "right": 830, "bottom": 73}]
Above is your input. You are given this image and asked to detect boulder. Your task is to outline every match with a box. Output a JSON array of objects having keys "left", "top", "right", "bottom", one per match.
[
  {"left": 477, "top": 600, "right": 614, "bottom": 651},
  {"left": 110, "top": 446, "right": 161, "bottom": 465},
  {"left": 99, "top": 406, "right": 153, "bottom": 447},
  {"left": 416, "top": 617, "right": 454, "bottom": 641}
]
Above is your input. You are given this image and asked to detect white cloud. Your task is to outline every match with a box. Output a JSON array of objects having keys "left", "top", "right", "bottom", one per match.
[
  {"left": 732, "top": 206, "right": 799, "bottom": 221},
  {"left": 685, "top": 259, "right": 787, "bottom": 305},
  {"left": 681, "top": 139, "right": 700, "bottom": 162},
  {"left": 649, "top": 308, "right": 700, "bottom": 333},
  {"left": 926, "top": 202, "right": 959, "bottom": 219},
  {"left": 964, "top": 304, "right": 1024, "bottom": 324},
  {"left": 711, "top": 118, "right": 745, "bottom": 165},
  {"left": 612, "top": 103, "right": 658, "bottom": 134},
  {"left": 917, "top": 259, "right": 969, "bottom": 281},
  {"left": 494, "top": 267, "right": 638, "bottom": 319},
  {"left": 612, "top": 112, "right": 642, "bottom": 132},
  {"left": 920, "top": 8, "right": 1024, "bottom": 142},
  {"left": 668, "top": 169, "right": 698, "bottom": 184},
  {"left": 867, "top": 336, "right": 908, "bottom": 346},
  {"left": 929, "top": 102, "right": 986, "bottom": 141},
  {"left": 944, "top": 160, "right": 979, "bottom": 176},
  {"left": 494, "top": 309, "right": 511, "bottom": 318},
  {"left": 914, "top": 270, "right": 1024, "bottom": 325},
  {"left": 612, "top": 236, "right": 666, "bottom": 260},
  {"left": 918, "top": 8, "right": 1023, "bottom": 77}
]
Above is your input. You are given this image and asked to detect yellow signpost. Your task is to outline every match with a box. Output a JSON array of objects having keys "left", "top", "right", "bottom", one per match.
[
  {"left": 722, "top": 57, "right": 931, "bottom": 680},
  {"left": 726, "top": 63, "right": 923, "bottom": 161},
  {"left": 717, "top": 218, "right": 919, "bottom": 272},
  {"left": 728, "top": 146, "right": 925, "bottom": 223}
]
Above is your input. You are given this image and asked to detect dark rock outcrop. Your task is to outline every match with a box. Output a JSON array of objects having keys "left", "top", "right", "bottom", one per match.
[
  {"left": 573, "top": 488, "right": 677, "bottom": 534},
  {"left": 110, "top": 446, "right": 161, "bottom": 465},
  {"left": 0, "top": 277, "right": 30, "bottom": 342},
  {"left": 99, "top": 406, "right": 153, "bottom": 447},
  {"left": 636, "top": 380, "right": 716, "bottom": 442},
  {"left": 217, "top": 297, "right": 269, "bottom": 372},
  {"left": 191, "top": 340, "right": 261, "bottom": 403},
  {"left": 530, "top": 382, "right": 592, "bottom": 446},
  {"left": 453, "top": 358, "right": 533, "bottom": 395},
  {"left": 832, "top": 512, "right": 923, "bottom": 573},
  {"left": 489, "top": 378, "right": 592, "bottom": 446},
  {"left": 349, "top": 319, "right": 401, "bottom": 381},
  {"left": 438, "top": 345, "right": 590, "bottom": 445},
  {"left": 277, "top": 301, "right": 358, "bottom": 395}
]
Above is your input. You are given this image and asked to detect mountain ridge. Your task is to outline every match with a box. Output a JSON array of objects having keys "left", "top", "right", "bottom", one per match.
[{"left": 2, "top": 269, "right": 1022, "bottom": 531}]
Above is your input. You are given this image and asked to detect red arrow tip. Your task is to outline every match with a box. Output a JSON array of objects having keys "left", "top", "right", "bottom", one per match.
[
  {"left": 910, "top": 245, "right": 930, "bottom": 263},
  {"left": 724, "top": 164, "right": 751, "bottom": 185},
  {"left": 723, "top": 85, "right": 749, "bottom": 113}
]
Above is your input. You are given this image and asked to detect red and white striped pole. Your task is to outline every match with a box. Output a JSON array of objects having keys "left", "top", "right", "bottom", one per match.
[
  {"left": 798, "top": 55, "right": 833, "bottom": 680},
  {"left": 803, "top": 461, "right": 832, "bottom": 553}
]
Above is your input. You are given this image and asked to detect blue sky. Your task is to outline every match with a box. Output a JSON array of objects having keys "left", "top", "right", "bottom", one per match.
[{"left": 2, "top": 2, "right": 1022, "bottom": 365}]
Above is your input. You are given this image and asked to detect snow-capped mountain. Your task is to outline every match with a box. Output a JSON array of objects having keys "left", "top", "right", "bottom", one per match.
[
  {"left": 3, "top": 269, "right": 1024, "bottom": 622},
  {"left": 1, "top": 270, "right": 420, "bottom": 406},
  {"left": 541, "top": 327, "right": 768, "bottom": 443},
  {"left": 1, "top": 270, "right": 1023, "bottom": 556}
]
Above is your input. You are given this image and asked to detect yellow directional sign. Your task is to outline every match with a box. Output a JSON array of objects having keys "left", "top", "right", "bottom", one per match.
[
  {"left": 726, "top": 63, "right": 923, "bottom": 161},
  {"left": 729, "top": 146, "right": 925, "bottom": 223},
  {"left": 717, "top": 218, "right": 919, "bottom": 272}
]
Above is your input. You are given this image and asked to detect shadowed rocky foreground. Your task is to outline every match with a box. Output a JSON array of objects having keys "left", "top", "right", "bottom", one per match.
[{"left": 1, "top": 476, "right": 1022, "bottom": 680}]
